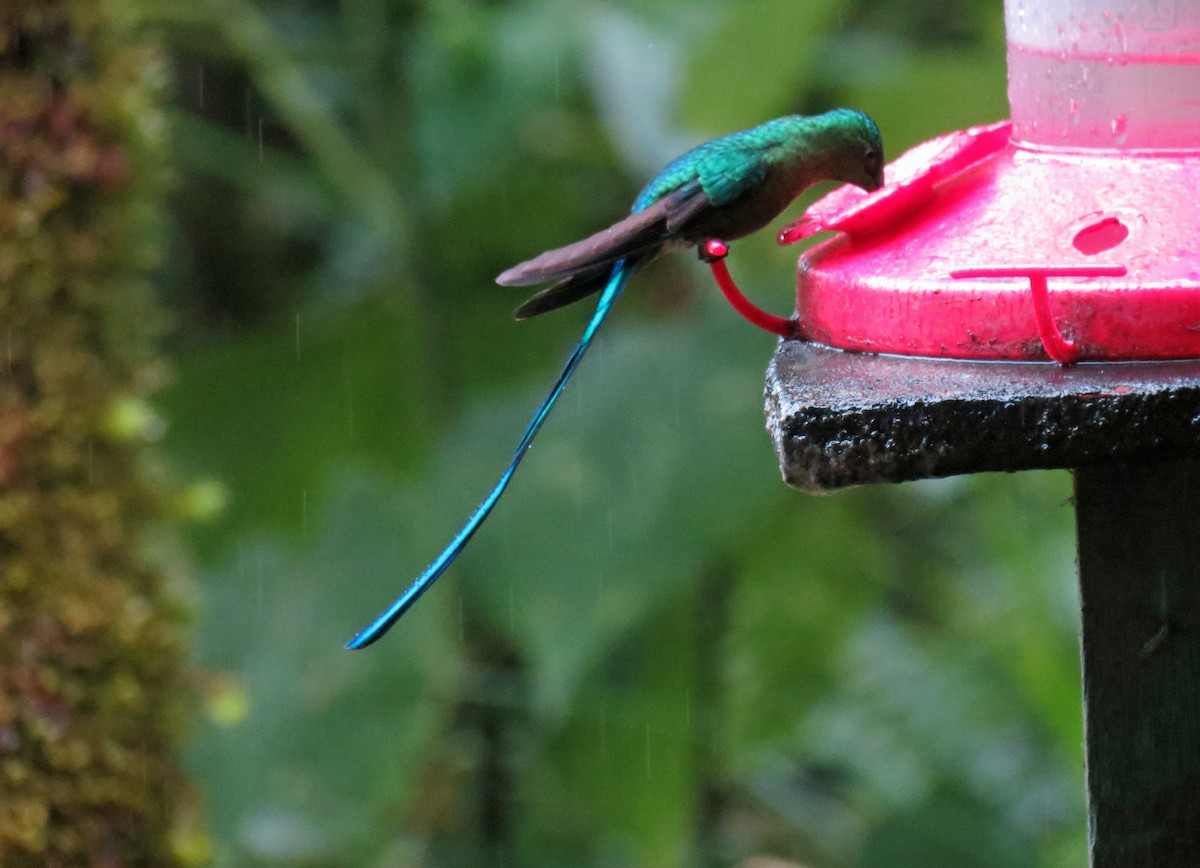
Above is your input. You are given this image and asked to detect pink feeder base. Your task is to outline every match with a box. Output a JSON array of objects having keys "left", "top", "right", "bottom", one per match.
[{"left": 786, "top": 121, "right": 1200, "bottom": 362}]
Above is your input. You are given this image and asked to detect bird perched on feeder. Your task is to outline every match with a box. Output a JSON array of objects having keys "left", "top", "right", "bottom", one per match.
[{"left": 346, "top": 108, "right": 884, "bottom": 649}]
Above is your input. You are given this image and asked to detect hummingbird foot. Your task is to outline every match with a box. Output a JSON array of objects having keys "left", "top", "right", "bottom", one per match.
[{"left": 699, "top": 239, "right": 729, "bottom": 263}]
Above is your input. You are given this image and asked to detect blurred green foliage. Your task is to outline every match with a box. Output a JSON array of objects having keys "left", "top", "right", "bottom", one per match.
[{"left": 135, "top": 0, "right": 1084, "bottom": 864}]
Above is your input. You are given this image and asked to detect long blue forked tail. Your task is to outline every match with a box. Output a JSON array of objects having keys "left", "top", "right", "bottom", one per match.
[{"left": 345, "top": 261, "right": 634, "bottom": 649}]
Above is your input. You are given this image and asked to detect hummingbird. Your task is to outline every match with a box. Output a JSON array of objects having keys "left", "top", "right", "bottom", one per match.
[{"left": 346, "top": 108, "right": 884, "bottom": 649}]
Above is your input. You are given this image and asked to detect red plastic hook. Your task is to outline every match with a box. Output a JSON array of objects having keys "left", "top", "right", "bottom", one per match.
[
  {"left": 703, "top": 240, "right": 796, "bottom": 339},
  {"left": 949, "top": 264, "right": 1127, "bottom": 364}
]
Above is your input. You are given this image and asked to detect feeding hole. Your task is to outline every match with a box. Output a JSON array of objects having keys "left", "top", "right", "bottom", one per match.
[{"left": 1073, "top": 216, "right": 1129, "bottom": 255}]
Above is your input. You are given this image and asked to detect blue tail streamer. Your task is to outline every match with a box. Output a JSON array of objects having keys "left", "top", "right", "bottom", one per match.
[{"left": 345, "top": 261, "right": 633, "bottom": 649}]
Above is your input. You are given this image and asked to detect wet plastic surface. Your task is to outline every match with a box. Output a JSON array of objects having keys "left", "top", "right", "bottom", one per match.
[{"left": 789, "top": 127, "right": 1200, "bottom": 362}]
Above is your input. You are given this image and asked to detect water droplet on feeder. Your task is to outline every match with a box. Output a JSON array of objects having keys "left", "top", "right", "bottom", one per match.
[{"left": 1110, "top": 114, "right": 1129, "bottom": 144}]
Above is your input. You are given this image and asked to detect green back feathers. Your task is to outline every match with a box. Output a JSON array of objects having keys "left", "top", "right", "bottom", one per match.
[{"left": 633, "top": 109, "right": 882, "bottom": 214}]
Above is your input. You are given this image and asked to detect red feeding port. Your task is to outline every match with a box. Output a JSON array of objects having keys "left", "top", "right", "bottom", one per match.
[{"left": 783, "top": 0, "right": 1200, "bottom": 363}]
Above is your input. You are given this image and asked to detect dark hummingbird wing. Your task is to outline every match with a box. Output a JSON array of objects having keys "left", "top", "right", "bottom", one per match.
[
  {"left": 497, "top": 181, "right": 711, "bottom": 295},
  {"left": 511, "top": 265, "right": 614, "bottom": 320}
]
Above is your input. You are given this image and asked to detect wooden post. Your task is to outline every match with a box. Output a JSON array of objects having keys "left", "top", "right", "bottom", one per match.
[
  {"left": 1075, "top": 461, "right": 1200, "bottom": 866},
  {"left": 766, "top": 342, "right": 1200, "bottom": 865}
]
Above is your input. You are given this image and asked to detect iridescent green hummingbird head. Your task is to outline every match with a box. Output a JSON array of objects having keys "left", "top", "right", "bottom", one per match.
[{"left": 822, "top": 108, "right": 885, "bottom": 192}]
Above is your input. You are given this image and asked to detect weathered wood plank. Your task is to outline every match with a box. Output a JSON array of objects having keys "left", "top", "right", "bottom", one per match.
[
  {"left": 1075, "top": 462, "right": 1200, "bottom": 867},
  {"left": 766, "top": 341, "right": 1200, "bottom": 491}
]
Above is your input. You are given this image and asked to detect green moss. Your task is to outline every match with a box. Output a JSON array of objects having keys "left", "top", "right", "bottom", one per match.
[{"left": 0, "top": 0, "right": 201, "bottom": 864}]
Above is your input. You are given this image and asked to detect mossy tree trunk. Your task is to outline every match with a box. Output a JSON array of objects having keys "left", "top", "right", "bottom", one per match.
[{"left": 0, "top": 1, "right": 198, "bottom": 864}]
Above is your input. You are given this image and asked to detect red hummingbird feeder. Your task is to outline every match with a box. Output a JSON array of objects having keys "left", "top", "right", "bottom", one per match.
[
  {"left": 755, "top": 2, "right": 1200, "bottom": 865},
  {"left": 716, "top": 0, "right": 1200, "bottom": 365}
]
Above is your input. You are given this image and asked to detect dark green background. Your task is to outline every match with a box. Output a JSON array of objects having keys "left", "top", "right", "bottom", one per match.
[{"left": 142, "top": 0, "right": 1084, "bottom": 864}]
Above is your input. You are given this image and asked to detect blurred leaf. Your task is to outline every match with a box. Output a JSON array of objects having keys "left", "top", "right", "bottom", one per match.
[
  {"left": 157, "top": 0, "right": 404, "bottom": 232},
  {"left": 521, "top": 597, "right": 705, "bottom": 866},
  {"left": 161, "top": 300, "right": 433, "bottom": 558},
  {"left": 581, "top": 5, "right": 696, "bottom": 176},
  {"left": 860, "top": 792, "right": 1039, "bottom": 868},
  {"left": 792, "top": 611, "right": 1082, "bottom": 864},
  {"left": 681, "top": 0, "right": 847, "bottom": 130},
  {"left": 186, "top": 476, "right": 455, "bottom": 865},
  {"left": 726, "top": 487, "right": 892, "bottom": 756},
  {"left": 407, "top": 2, "right": 594, "bottom": 208},
  {"left": 839, "top": 45, "right": 1008, "bottom": 152}
]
